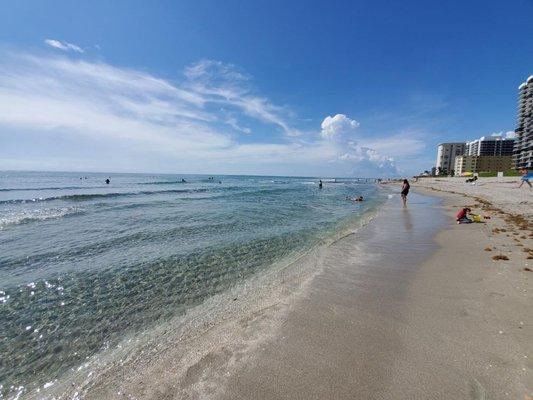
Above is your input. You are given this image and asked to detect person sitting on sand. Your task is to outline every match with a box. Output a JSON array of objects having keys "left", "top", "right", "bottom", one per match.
[
  {"left": 400, "top": 179, "right": 410, "bottom": 206},
  {"left": 518, "top": 170, "right": 532, "bottom": 188},
  {"left": 456, "top": 207, "right": 472, "bottom": 224}
]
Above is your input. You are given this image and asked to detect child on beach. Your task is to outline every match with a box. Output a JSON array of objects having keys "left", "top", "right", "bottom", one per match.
[{"left": 456, "top": 207, "right": 472, "bottom": 224}]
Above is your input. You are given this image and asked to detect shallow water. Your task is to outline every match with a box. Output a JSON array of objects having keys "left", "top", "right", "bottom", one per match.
[{"left": 0, "top": 171, "right": 383, "bottom": 398}]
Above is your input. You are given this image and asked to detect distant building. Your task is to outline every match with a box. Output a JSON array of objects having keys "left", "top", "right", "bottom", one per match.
[
  {"left": 466, "top": 135, "right": 514, "bottom": 156},
  {"left": 454, "top": 155, "right": 513, "bottom": 175},
  {"left": 435, "top": 142, "right": 466, "bottom": 175},
  {"left": 514, "top": 75, "right": 533, "bottom": 170}
]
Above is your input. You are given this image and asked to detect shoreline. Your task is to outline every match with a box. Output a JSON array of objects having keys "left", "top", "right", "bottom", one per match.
[
  {"left": 30, "top": 190, "right": 387, "bottom": 400},
  {"left": 75, "top": 190, "right": 448, "bottom": 399},
  {"left": 33, "top": 185, "right": 532, "bottom": 399}
]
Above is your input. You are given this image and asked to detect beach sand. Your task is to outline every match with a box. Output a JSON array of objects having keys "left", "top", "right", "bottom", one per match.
[
  {"left": 54, "top": 183, "right": 531, "bottom": 400},
  {"left": 414, "top": 176, "right": 532, "bottom": 219},
  {"left": 218, "top": 187, "right": 532, "bottom": 399}
]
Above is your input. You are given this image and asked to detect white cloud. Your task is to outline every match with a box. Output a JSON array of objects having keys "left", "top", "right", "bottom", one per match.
[
  {"left": 318, "top": 114, "right": 398, "bottom": 175},
  {"left": 185, "top": 60, "right": 301, "bottom": 137},
  {"left": 225, "top": 117, "right": 251, "bottom": 134},
  {"left": 504, "top": 131, "right": 516, "bottom": 139},
  {"left": 489, "top": 131, "right": 517, "bottom": 139},
  {"left": 0, "top": 51, "right": 401, "bottom": 177},
  {"left": 320, "top": 114, "right": 360, "bottom": 139},
  {"left": 44, "top": 39, "right": 84, "bottom": 53}
]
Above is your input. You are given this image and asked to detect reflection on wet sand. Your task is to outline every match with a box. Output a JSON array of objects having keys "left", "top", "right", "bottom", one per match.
[{"left": 402, "top": 207, "right": 413, "bottom": 232}]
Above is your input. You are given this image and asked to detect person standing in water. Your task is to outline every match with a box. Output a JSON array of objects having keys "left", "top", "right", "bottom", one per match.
[
  {"left": 318, "top": 180, "right": 323, "bottom": 189},
  {"left": 400, "top": 179, "right": 410, "bottom": 206}
]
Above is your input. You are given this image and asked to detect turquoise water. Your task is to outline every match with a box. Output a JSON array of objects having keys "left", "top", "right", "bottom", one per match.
[{"left": 0, "top": 171, "right": 383, "bottom": 397}]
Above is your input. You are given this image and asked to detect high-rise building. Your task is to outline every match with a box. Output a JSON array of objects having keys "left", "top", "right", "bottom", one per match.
[
  {"left": 466, "top": 135, "right": 514, "bottom": 156},
  {"left": 514, "top": 75, "right": 533, "bottom": 170},
  {"left": 435, "top": 142, "right": 466, "bottom": 175}
]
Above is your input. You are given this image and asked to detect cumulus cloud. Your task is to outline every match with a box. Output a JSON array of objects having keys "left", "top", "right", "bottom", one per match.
[
  {"left": 320, "top": 114, "right": 360, "bottom": 139},
  {"left": 318, "top": 114, "right": 398, "bottom": 175},
  {"left": 504, "top": 131, "right": 516, "bottom": 139},
  {"left": 340, "top": 146, "right": 396, "bottom": 175},
  {"left": 44, "top": 39, "right": 84, "bottom": 53},
  {"left": 0, "top": 50, "right": 400, "bottom": 177},
  {"left": 489, "top": 131, "right": 517, "bottom": 139}
]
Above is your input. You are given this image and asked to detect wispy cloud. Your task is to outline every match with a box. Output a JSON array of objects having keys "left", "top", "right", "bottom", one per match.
[
  {"left": 225, "top": 117, "right": 251, "bottom": 134},
  {"left": 44, "top": 39, "right": 84, "bottom": 53},
  {"left": 0, "top": 50, "right": 406, "bottom": 177},
  {"left": 184, "top": 60, "right": 301, "bottom": 137}
]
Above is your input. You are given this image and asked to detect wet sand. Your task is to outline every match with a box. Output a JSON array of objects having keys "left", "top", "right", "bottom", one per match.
[
  {"left": 221, "top": 192, "right": 448, "bottom": 399},
  {"left": 54, "top": 189, "right": 531, "bottom": 399}
]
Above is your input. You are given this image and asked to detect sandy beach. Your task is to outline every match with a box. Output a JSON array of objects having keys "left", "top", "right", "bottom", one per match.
[
  {"left": 414, "top": 176, "right": 532, "bottom": 219},
  {"left": 53, "top": 179, "right": 529, "bottom": 400},
  {"left": 218, "top": 184, "right": 532, "bottom": 399}
]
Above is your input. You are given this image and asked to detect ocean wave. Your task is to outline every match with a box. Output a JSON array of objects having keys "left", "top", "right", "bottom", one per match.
[
  {"left": 0, "top": 186, "right": 107, "bottom": 192},
  {"left": 139, "top": 181, "right": 188, "bottom": 185},
  {"left": 0, "top": 188, "right": 211, "bottom": 204},
  {"left": 0, "top": 207, "right": 83, "bottom": 229}
]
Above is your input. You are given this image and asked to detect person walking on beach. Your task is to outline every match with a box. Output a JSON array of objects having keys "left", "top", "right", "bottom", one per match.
[
  {"left": 400, "top": 179, "right": 410, "bottom": 206},
  {"left": 518, "top": 170, "right": 532, "bottom": 188}
]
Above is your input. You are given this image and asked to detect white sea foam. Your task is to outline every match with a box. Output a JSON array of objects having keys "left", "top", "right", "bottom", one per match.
[{"left": 0, "top": 207, "right": 82, "bottom": 229}]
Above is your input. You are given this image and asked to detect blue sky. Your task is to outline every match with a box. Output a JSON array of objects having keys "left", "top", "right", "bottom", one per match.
[{"left": 0, "top": 0, "right": 532, "bottom": 177}]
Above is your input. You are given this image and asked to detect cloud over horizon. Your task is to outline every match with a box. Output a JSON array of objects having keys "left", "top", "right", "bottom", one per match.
[{"left": 0, "top": 46, "right": 405, "bottom": 177}]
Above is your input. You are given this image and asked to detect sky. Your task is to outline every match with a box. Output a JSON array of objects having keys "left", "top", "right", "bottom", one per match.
[{"left": 0, "top": 0, "right": 532, "bottom": 177}]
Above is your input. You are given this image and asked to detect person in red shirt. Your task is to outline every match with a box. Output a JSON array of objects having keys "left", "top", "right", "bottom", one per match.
[{"left": 456, "top": 207, "right": 472, "bottom": 224}]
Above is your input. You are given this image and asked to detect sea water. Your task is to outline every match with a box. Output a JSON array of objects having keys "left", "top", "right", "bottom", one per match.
[{"left": 0, "top": 171, "right": 384, "bottom": 398}]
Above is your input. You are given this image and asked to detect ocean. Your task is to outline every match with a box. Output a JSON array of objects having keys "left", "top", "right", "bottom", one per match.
[{"left": 0, "top": 171, "right": 384, "bottom": 398}]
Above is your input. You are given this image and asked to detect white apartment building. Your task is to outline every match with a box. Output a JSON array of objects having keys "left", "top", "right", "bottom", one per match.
[{"left": 435, "top": 142, "right": 466, "bottom": 175}]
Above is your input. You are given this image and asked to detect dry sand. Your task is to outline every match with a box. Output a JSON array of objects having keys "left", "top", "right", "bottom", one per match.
[
  {"left": 52, "top": 181, "right": 532, "bottom": 400},
  {"left": 414, "top": 176, "right": 532, "bottom": 219}
]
